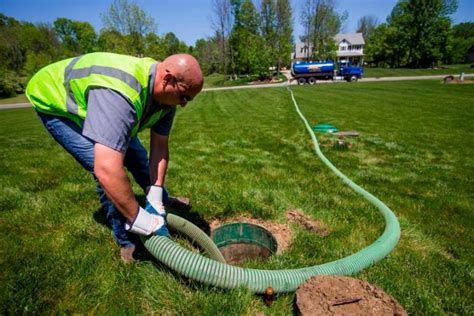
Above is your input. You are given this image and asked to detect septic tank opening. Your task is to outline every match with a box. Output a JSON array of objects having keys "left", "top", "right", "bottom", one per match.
[{"left": 211, "top": 222, "right": 278, "bottom": 265}]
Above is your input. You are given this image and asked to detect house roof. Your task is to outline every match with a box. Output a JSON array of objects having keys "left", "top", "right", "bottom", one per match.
[{"left": 335, "top": 33, "right": 365, "bottom": 45}]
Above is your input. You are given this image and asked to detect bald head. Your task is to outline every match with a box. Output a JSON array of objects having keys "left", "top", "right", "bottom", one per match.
[
  {"left": 162, "top": 54, "right": 203, "bottom": 92},
  {"left": 154, "top": 54, "right": 204, "bottom": 107}
]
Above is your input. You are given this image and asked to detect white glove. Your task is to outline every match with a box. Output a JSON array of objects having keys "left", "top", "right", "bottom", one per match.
[
  {"left": 124, "top": 206, "right": 167, "bottom": 236},
  {"left": 146, "top": 185, "right": 166, "bottom": 215}
]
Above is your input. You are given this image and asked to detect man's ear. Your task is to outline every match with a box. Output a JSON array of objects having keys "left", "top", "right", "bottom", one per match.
[
  {"left": 162, "top": 73, "right": 175, "bottom": 89},
  {"left": 163, "top": 73, "right": 174, "bottom": 81}
]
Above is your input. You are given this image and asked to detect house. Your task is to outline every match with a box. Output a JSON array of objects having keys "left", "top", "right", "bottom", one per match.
[
  {"left": 292, "top": 32, "right": 365, "bottom": 65},
  {"left": 334, "top": 33, "right": 365, "bottom": 64}
]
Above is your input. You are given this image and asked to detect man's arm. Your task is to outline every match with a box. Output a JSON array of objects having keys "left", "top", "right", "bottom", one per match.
[
  {"left": 149, "top": 130, "right": 170, "bottom": 186},
  {"left": 94, "top": 143, "right": 138, "bottom": 222}
]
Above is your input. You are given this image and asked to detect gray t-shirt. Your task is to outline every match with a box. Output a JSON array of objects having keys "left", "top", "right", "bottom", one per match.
[{"left": 82, "top": 88, "right": 176, "bottom": 153}]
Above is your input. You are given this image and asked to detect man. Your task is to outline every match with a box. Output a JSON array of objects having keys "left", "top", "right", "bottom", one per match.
[{"left": 26, "top": 52, "right": 203, "bottom": 262}]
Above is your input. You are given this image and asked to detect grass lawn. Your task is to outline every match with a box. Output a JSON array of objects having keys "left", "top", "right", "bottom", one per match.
[
  {"left": 1, "top": 80, "right": 473, "bottom": 314},
  {"left": 364, "top": 64, "right": 474, "bottom": 78},
  {"left": 204, "top": 73, "right": 287, "bottom": 88},
  {"left": 0, "top": 94, "right": 28, "bottom": 105}
]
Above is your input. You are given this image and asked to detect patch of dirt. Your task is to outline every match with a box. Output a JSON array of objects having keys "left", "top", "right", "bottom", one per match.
[
  {"left": 285, "top": 209, "right": 329, "bottom": 237},
  {"left": 443, "top": 76, "right": 474, "bottom": 84},
  {"left": 444, "top": 79, "right": 474, "bottom": 84},
  {"left": 219, "top": 244, "right": 272, "bottom": 264},
  {"left": 210, "top": 210, "right": 328, "bottom": 254},
  {"left": 295, "top": 276, "right": 407, "bottom": 316}
]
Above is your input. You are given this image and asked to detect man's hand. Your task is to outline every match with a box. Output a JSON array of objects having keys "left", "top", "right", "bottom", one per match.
[
  {"left": 125, "top": 205, "right": 170, "bottom": 237},
  {"left": 146, "top": 185, "right": 166, "bottom": 214},
  {"left": 124, "top": 186, "right": 171, "bottom": 237},
  {"left": 144, "top": 185, "right": 170, "bottom": 236}
]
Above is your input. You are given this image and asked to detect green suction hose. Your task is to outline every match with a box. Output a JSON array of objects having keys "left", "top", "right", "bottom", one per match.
[
  {"left": 143, "top": 87, "right": 401, "bottom": 293},
  {"left": 166, "top": 213, "right": 226, "bottom": 263}
]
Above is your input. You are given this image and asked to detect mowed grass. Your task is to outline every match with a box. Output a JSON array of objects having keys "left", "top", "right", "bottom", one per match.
[
  {"left": 364, "top": 64, "right": 474, "bottom": 78},
  {"left": 0, "top": 94, "right": 28, "bottom": 105},
  {"left": 1, "top": 80, "right": 473, "bottom": 314}
]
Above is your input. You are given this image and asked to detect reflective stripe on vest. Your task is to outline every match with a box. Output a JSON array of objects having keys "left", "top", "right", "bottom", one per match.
[{"left": 63, "top": 56, "right": 144, "bottom": 117}]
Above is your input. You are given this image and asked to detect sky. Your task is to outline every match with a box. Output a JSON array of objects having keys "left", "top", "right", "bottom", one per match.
[{"left": 1, "top": 0, "right": 473, "bottom": 46}]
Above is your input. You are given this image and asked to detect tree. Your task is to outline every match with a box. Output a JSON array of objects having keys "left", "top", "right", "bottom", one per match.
[
  {"left": 388, "top": 0, "right": 458, "bottom": 68},
  {"left": 260, "top": 0, "right": 277, "bottom": 71},
  {"left": 0, "top": 15, "right": 65, "bottom": 96},
  {"left": 53, "top": 18, "right": 97, "bottom": 55},
  {"left": 161, "top": 32, "right": 188, "bottom": 56},
  {"left": 101, "top": 0, "right": 155, "bottom": 55},
  {"left": 300, "top": 0, "right": 345, "bottom": 61},
  {"left": 211, "top": 0, "right": 233, "bottom": 75},
  {"left": 275, "top": 0, "right": 293, "bottom": 72},
  {"left": 72, "top": 21, "right": 97, "bottom": 54},
  {"left": 97, "top": 29, "right": 129, "bottom": 54},
  {"left": 229, "top": 0, "right": 270, "bottom": 77},
  {"left": 53, "top": 18, "right": 76, "bottom": 52},
  {"left": 21, "top": 23, "right": 62, "bottom": 75},
  {"left": 448, "top": 22, "right": 474, "bottom": 63},
  {"left": 228, "top": 0, "right": 243, "bottom": 77},
  {"left": 143, "top": 33, "right": 166, "bottom": 61},
  {"left": 365, "top": 23, "right": 407, "bottom": 67},
  {"left": 357, "top": 15, "right": 378, "bottom": 41},
  {"left": 192, "top": 37, "right": 221, "bottom": 75},
  {"left": 0, "top": 14, "right": 24, "bottom": 73}
]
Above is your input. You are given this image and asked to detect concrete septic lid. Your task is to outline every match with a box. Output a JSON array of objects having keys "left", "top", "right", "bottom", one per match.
[{"left": 211, "top": 222, "right": 278, "bottom": 265}]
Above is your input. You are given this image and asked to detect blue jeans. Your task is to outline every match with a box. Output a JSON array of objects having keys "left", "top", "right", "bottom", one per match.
[{"left": 37, "top": 112, "right": 168, "bottom": 248}]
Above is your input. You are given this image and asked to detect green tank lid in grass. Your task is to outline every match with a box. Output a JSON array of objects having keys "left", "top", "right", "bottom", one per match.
[{"left": 313, "top": 123, "right": 338, "bottom": 133}]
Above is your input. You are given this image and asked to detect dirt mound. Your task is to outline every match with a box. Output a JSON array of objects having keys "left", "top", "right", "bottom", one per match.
[
  {"left": 295, "top": 276, "right": 407, "bottom": 315},
  {"left": 443, "top": 76, "right": 474, "bottom": 84}
]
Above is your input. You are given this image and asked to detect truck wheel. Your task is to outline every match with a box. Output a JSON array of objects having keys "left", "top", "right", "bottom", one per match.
[
  {"left": 308, "top": 77, "right": 316, "bottom": 85},
  {"left": 297, "top": 78, "right": 306, "bottom": 85},
  {"left": 349, "top": 75, "right": 358, "bottom": 82}
]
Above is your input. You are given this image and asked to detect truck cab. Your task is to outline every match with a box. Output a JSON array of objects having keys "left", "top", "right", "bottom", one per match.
[{"left": 338, "top": 61, "right": 364, "bottom": 82}]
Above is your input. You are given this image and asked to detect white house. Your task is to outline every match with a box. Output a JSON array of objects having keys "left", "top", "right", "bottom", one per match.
[
  {"left": 334, "top": 33, "right": 365, "bottom": 64},
  {"left": 292, "top": 32, "right": 365, "bottom": 65}
]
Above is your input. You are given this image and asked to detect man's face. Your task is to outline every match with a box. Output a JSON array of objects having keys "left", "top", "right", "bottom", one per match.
[{"left": 158, "top": 79, "right": 199, "bottom": 108}]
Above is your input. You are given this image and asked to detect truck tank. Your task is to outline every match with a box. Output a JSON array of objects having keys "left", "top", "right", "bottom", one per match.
[{"left": 292, "top": 61, "right": 335, "bottom": 75}]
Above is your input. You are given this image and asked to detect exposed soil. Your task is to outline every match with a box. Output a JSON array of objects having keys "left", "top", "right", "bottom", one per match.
[
  {"left": 444, "top": 79, "right": 474, "bottom": 84},
  {"left": 295, "top": 276, "right": 407, "bottom": 316},
  {"left": 219, "top": 244, "right": 273, "bottom": 265},
  {"left": 285, "top": 209, "right": 329, "bottom": 237},
  {"left": 332, "top": 131, "right": 360, "bottom": 137},
  {"left": 443, "top": 76, "right": 474, "bottom": 84},
  {"left": 209, "top": 209, "right": 328, "bottom": 254}
]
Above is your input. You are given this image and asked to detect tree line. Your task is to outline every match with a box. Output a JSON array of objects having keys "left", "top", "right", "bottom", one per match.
[
  {"left": 1, "top": 0, "right": 473, "bottom": 98},
  {"left": 191, "top": 0, "right": 294, "bottom": 80},
  {"left": 0, "top": 0, "right": 190, "bottom": 97},
  {"left": 364, "top": 0, "right": 473, "bottom": 68}
]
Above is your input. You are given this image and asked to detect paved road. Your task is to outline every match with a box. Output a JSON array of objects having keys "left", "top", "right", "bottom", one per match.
[
  {"left": 1, "top": 73, "right": 472, "bottom": 109},
  {"left": 0, "top": 102, "right": 31, "bottom": 110}
]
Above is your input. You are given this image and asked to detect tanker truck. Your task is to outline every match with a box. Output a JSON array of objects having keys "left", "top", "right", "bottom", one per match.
[{"left": 291, "top": 60, "right": 363, "bottom": 85}]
